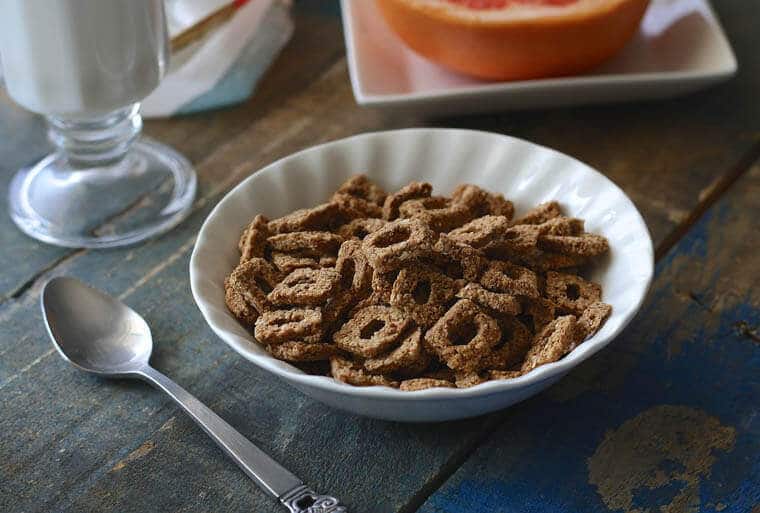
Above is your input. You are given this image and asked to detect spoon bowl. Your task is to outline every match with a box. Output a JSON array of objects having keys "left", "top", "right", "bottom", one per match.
[
  {"left": 42, "top": 276, "right": 152, "bottom": 376},
  {"left": 40, "top": 276, "right": 340, "bottom": 511}
]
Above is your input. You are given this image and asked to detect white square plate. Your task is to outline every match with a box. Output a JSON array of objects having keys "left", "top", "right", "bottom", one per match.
[{"left": 341, "top": 0, "right": 737, "bottom": 114}]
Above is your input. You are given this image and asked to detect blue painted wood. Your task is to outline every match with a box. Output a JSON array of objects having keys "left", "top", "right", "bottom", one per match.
[{"left": 419, "top": 165, "right": 760, "bottom": 513}]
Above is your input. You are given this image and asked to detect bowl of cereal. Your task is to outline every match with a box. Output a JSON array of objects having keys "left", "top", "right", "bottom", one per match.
[{"left": 190, "top": 128, "right": 653, "bottom": 422}]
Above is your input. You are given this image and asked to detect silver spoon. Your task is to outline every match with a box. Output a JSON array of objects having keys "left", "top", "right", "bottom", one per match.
[{"left": 41, "top": 276, "right": 345, "bottom": 513}]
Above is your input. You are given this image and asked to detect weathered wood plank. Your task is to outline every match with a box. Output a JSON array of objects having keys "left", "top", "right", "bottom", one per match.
[
  {"left": 417, "top": 161, "right": 760, "bottom": 513},
  {"left": 0, "top": 1, "right": 759, "bottom": 512}
]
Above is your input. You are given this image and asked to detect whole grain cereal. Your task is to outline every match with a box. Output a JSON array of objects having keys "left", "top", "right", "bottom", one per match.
[{"left": 224, "top": 174, "right": 612, "bottom": 389}]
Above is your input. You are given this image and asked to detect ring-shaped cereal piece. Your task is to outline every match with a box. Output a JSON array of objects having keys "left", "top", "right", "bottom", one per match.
[
  {"left": 335, "top": 239, "right": 374, "bottom": 294},
  {"left": 521, "top": 315, "right": 581, "bottom": 372},
  {"left": 433, "top": 233, "right": 486, "bottom": 282},
  {"left": 544, "top": 271, "right": 602, "bottom": 315},
  {"left": 399, "top": 196, "right": 474, "bottom": 232},
  {"left": 333, "top": 305, "right": 412, "bottom": 358},
  {"left": 268, "top": 202, "right": 342, "bottom": 234},
  {"left": 270, "top": 252, "right": 320, "bottom": 274},
  {"left": 363, "top": 327, "right": 429, "bottom": 375},
  {"left": 399, "top": 377, "right": 455, "bottom": 391},
  {"left": 267, "top": 231, "right": 343, "bottom": 257},
  {"left": 424, "top": 300, "right": 501, "bottom": 372},
  {"left": 382, "top": 181, "right": 432, "bottom": 220},
  {"left": 330, "top": 355, "right": 399, "bottom": 387},
  {"left": 238, "top": 214, "right": 270, "bottom": 262},
  {"left": 480, "top": 260, "right": 539, "bottom": 298},
  {"left": 334, "top": 174, "right": 387, "bottom": 206},
  {"left": 477, "top": 316, "right": 533, "bottom": 371},
  {"left": 512, "top": 201, "right": 562, "bottom": 226},
  {"left": 268, "top": 341, "right": 339, "bottom": 362},
  {"left": 451, "top": 184, "right": 514, "bottom": 220},
  {"left": 538, "top": 233, "right": 609, "bottom": 257},
  {"left": 362, "top": 218, "right": 435, "bottom": 273},
  {"left": 226, "top": 257, "right": 282, "bottom": 314},
  {"left": 254, "top": 308, "right": 324, "bottom": 345},
  {"left": 336, "top": 217, "right": 388, "bottom": 240},
  {"left": 577, "top": 301, "right": 612, "bottom": 340},
  {"left": 448, "top": 215, "right": 510, "bottom": 248},
  {"left": 389, "top": 268, "right": 458, "bottom": 328},
  {"left": 332, "top": 192, "right": 383, "bottom": 220},
  {"left": 268, "top": 267, "right": 342, "bottom": 307},
  {"left": 224, "top": 281, "right": 260, "bottom": 328},
  {"left": 456, "top": 283, "right": 521, "bottom": 316}
]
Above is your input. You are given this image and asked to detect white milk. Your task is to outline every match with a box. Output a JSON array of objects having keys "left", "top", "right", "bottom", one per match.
[{"left": 0, "top": 0, "right": 168, "bottom": 117}]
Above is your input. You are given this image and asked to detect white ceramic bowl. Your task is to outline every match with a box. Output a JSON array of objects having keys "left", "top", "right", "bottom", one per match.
[{"left": 190, "top": 129, "right": 653, "bottom": 422}]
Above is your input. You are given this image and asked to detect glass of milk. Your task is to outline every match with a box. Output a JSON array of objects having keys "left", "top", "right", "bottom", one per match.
[{"left": 0, "top": 0, "right": 196, "bottom": 248}]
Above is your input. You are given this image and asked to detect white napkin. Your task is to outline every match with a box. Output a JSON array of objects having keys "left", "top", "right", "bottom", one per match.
[{"left": 141, "top": 0, "right": 293, "bottom": 118}]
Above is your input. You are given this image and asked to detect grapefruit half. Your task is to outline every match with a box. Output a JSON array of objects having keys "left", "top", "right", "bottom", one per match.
[{"left": 375, "top": 0, "right": 650, "bottom": 80}]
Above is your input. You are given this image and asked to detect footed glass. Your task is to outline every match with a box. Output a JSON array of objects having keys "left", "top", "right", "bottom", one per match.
[{"left": 1, "top": 0, "right": 196, "bottom": 248}]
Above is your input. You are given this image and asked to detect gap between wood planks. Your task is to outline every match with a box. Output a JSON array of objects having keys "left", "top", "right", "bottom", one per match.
[{"left": 397, "top": 143, "right": 760, "bottom": 513}]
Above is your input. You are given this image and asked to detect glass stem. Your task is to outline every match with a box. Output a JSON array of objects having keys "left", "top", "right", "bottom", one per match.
[{"left": 46, "top": 103, "right": 142, "bottom": 168}]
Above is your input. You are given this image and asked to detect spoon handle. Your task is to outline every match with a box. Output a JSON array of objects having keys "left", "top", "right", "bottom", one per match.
[{"left": 137, "top": 366, "right": 346, "bottom": 511}]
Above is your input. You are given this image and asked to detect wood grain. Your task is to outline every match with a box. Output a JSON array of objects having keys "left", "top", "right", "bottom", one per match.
[{"left": 0, "top": 1, "right": 758, "bottom": 512}]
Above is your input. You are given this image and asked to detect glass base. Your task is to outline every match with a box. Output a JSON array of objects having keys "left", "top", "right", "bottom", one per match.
[{"left": 9, "top": 137, "right": 197, "bottom": 249}]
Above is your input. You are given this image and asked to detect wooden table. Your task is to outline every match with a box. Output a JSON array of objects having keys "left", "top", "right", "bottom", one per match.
[{"left": 1, "top": 3, "right": 758, "bottom": 512}]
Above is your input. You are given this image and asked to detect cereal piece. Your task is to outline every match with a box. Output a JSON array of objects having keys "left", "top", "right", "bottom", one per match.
[
  {"left": 478, "top": 317, "right": 533, "bottom": 370},
  {"left": 399, "top": 378, "right": 455, "bottom": 391},
  {"left": 330, "top": 355, "right": 399, "bottom": 387},
  {"left": 487, "top": 370, "right": 523, "bottom": 380},
  {"left": 538, "top": 233, "right": 609, "bottom": 257},
  {"left": 364, "top": 328, "right": 428, "bottom": 374},
  {"left": 336, "top": 218, "right": 387, "bottom": 240},
  {"left": 267, "top": 231, "right": 343, "bottom": 257},
  {"left": 362, "top": 218, "right": 435, "bottom": 272},
  {"left": 456, "top": 283, "right": 521, "bottom": 316},
  {"left": 319, "top": 254, "right": 337, "bottom": 267},
  {"left": 577, "top": 301, "right": 612, "bottom": 340},
  {"left": 389, "top": 268, "right": 458, "bottom": 328},
  {"left": 382, "top": 181, "right": 432, "bottom": 220},
  {"left": 332, "top": 193, "right": 383, "bottom": 220},
  {"left": 370, "top": 269, "right": 400, "bottom": 304},
  {"left": 268, "top": 341, "right": 338, "bottom": 362},
  {"left": 333, "top": 305, "right": 412, "bottom": 357},
  {"left": 270, "top": 252, "right": 320, "bottom": 274},
  {"left": 238, "top": 214, "right": 269, "bottom": 262},
  {"left": 254, "top": 308, "right": 324, "bottom": 345},
  {"left": 268, "top": 202, "right": 341, "bottom": 234},
  {"left": 335, "top": 239, "right": 374, "bottom": 294},
  {"left": 448, "top": 215, "right": 510, "bottom": 248},
  {"left": 520, "top": 251, "right": 589, "bottom": 271},
  {"left": 268, "top": 268, "right": 342, "bottom": 307},
  {"left": 433, "top": 233, "right": 486, "bottom": 281},
  {"left": 512, "top": 201, "right": 562, "bottom": 226},
  {"left": 322, "top": 289, "right": 357, "bottom": 330},
  {"left": 519, "top": 297, "right": 557, "bottom": 333},
  {"left": 453, "top": 371, "right": 488, "bottom": 388},
  {"left": 451, "top": 184, "right": 514, "bottom": 220},
  {"left": 424, "top": 300, "right": 501, "bottom": 371},
  {"left": 224, "top": 281, "right": 259, "bottom": 327},
  {"left": 399, "top": 197, "right": 474, "bottom": 232},
  {"left": 480, "top": 260, "right": 539, "bottom": 298},
  {"left": 334, "top": 174, "right": 387, "bottom": 206},
  {"left": 545, "top": 271, "right": 602, "bottom": 315},
  {"left": 521, "top": 315, "right": 581, "bottom": 372},
  {"left": 537, "top": 216, "right": 584, "bottom": 236},
  {"left": 226, "top": 257, "right": 282, "bottom": 314}
]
